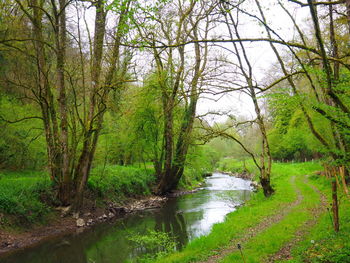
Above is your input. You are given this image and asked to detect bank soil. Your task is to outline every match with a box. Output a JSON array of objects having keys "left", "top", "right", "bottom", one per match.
[{"left": 0, "top": 195, "right": 167, "bottom": 258}]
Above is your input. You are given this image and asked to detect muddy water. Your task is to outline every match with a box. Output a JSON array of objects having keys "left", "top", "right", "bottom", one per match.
[{"left": 2, "top": 173, "right": 252, "bottom": 263}]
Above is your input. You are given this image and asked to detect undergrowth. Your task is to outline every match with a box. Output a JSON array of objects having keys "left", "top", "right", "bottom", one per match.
[
  {"left": 0, "top": 171, "right": 53, "bottom": 226},
  {"left": 126, "top": 230, "right": 176, "bottom": 262},
  {"left": 87, "top": 165, "right": 156, "bottom": 201}
]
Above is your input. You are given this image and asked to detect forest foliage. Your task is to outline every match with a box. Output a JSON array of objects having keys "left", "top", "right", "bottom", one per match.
[{"left": 0, "top": 0, "right": 350, "bottom": 210}]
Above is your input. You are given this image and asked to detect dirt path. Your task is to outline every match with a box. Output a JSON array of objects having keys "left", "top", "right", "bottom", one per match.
[
  {"left": 266, "top": 177, "right": 327, "bottom": 262},
  {"left": 198, "top": 175, "right": 304, "bottom": 263}
]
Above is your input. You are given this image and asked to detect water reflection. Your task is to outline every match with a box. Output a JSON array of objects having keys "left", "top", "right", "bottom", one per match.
[
  {"left": 1, "top": 173, "right": 251, "bottom": 263},
  {"left": 154, "top": 199, "right": 189, "bottom": 249}
]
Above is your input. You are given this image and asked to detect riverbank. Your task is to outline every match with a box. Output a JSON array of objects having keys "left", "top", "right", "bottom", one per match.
[
  {"left": 0, "top": 171, "right": 252, "bottom": 263},
  {"left": 0, "top": 165, "right": 155, "bottom": 256},
  {"left": 0, "top": 194, "right": 169, "bottom": 256},
  {"left": 155, "top": 162, "right": 350, "bottom": 263},
  {"left": 0, "top": 164, "right": 210, "bottom": 257}
]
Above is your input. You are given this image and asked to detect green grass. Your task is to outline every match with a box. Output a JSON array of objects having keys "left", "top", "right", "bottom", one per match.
[
  {"left": 278, "top": 174, "right": 350, "bottom": 263},
  {"left": 217, "top": 158, "right": 258, "bottom": 175},
  {"left": 154, "top": 161, "right": 323, "bottom": 263},
  {"left": 221, "top": 170, "right": 321, "bottom": 262},
  {"left": 0, "top": 162, "right": 208, "bottom": 228}
]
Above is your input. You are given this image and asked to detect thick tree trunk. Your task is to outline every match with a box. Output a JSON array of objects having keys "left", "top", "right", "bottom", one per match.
[
  {"left": 156, "top": 22, "right": 203, "bottom": 195},
  {"left": 260, "top": 177, "right": 274, "bottom": 197},
  {"left": 55, "top": 0, "right": 71, "bottom": 205},
  {"left": 163, "top": 100, "right": 174, "bottom": 180}
]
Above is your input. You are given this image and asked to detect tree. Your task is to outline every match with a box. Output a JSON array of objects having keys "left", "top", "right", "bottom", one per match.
[
  {"left": 131, "top": 0, "right": 214, "bottom": 194},
  {"left": 202, "top": 0, "right": 276, "bottom": 196},
  {"left": 0, "top": 0, "right": 133, "bottom": 210}
]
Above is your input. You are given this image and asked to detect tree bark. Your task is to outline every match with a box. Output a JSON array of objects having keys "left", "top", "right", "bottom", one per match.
[
  {"left": 74, "top": 0, "right": 130, "bottom": 210},
  {"left": 56, "top": 0, "right": 71, "bottom": 205},
  {"left": 332, "top": 178, "right": 339, "bottom": 232},
  {"left": 74, "top": 0, "right": 106, "bottom": 210},
  {"left": 223, "top": 3, "right": 274, "bottom": 197}
]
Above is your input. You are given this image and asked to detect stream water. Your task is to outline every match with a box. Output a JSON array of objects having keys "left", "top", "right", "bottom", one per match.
[{"left": 1, "top": 172, "right": 252, "bottom": 263}]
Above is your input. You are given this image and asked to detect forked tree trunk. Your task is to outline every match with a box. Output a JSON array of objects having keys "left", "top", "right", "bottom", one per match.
[
  {"left": 156, "top": 19, "right": 204, "bottom": 195},
  {"left": 73, "top": 0, "right": 129, "bottom": 210}
]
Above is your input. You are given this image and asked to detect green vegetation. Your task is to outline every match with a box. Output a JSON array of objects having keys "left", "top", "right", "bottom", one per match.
[
  {"left": 0, "top": 152, "right": 215, "bottom": 228},
  {"left": 0, "top": 171, "right": 53, "bottom": 226},
  {"left": 178, "top": 145, "right": 219, "bottom": 189},
  {"left": 0, "top": 166, "right": 157, "bottom": 227},
  {"left": 0, "top": 1, "right": 350, "bottom": 262},
  {"left": 153, "top": 161, "right": 349, "bottom": 263},
  {"left": 284, "top": 175, "right": 350, "bottom": 263},
  {"left": 127, "top": 230, "right": 176, "bottom": 262},
  {"left": 88, "top": 165, "right": 155, "bottom": 200},
  {"left": 217, "top": 158, "right": 259, "bottom": 175}
]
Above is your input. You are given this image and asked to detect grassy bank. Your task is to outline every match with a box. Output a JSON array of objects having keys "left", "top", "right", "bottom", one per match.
[
  {"left": 88, "top": 165, "right": 155, "bottom": 201},
  {"left": 217, "top": 158, "right": 259, "bottom": 175},
  {"left": 0, "top": 171, "right": 53, "bottom": 226},
  {"left": 0, "top": 165, "right": 156, "bottom": 227},
  {"left": 0, "top": 162, "right": 210, "bottom": 228},
  {"left": 153, "top": 161, "right": 349, "bottom": 263}
]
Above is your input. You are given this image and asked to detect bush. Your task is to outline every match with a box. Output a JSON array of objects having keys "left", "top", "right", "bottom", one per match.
[{"left": 178, "top": 145, "right": 218, "bottom": 189}]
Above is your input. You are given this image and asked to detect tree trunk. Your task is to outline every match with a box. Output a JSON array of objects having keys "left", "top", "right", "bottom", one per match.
[
  {"left": 28, "top": 0, "right": 63, "bottom": 194},
  {"left": 56, "top": 0, "right": 71, "bottom": 205},
  {"left": 73, "top": 0, "right": 106, "bottom": 210},
  {"left": 346, "top": 0, "right": 350, "bottom": 34},
  {"left": 156, "top": 19, "right": 203, "bottom": 194},
  {"left": 260, "top": 176, "right": 274, "bottom": 197},
  {"left": 332, "top": 178, "right": 339, "bottom": 232},
  {"left": 73, "top": 0, "right": 130, "bottom": 210}
]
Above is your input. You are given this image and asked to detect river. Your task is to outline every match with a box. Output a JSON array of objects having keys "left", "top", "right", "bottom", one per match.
[{"left": 1, "top": 172, "right": 252, "bottom": 263}]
